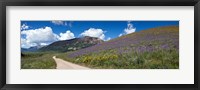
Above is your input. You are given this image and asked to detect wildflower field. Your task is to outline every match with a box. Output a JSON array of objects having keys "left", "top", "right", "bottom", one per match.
[{"left": 57, "top": 26, "right": 179, "bottom": 69}]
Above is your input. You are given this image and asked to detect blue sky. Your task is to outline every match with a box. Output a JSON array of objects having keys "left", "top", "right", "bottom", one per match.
[{"left": 21, "top": 21, "right": 179, "bottom": 48}]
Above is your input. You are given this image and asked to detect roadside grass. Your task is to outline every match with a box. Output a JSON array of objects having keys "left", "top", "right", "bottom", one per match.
[
  {"left": 21, "top": 52, "right": 57, "bottom": 69},
  {"left": 21, "top": 49, "right": 179, "bottom": 69},
  {"left": 56, "top": 49, "right": 179, "bottom": 69}
]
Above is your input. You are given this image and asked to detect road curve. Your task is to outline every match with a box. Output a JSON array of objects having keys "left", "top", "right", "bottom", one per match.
[{"left": 53, "top": 56, "right": 90, "bottom": 69}]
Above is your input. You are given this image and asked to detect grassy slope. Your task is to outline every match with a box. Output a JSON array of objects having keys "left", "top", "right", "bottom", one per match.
[
  {"left": 57, "top": 26, "right": 179, "bottom": 69},
  {"left": 21, "top": 52, "right": 56, "bottom": 69}
]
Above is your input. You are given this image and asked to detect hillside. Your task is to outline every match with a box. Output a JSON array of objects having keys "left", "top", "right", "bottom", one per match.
[
  {"left": 39, "top": 36, "right": 103, "bottom": 52},
  {"left": 68, "top": 26, "right": 179, "bottom": 57},
  {"left": 60, "top": 26, "right": 179, "bottom": 69}
]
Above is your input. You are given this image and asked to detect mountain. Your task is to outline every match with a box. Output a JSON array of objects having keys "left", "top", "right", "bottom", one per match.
[
  {"left": 68, "top": 26, "right": 179, "bottom": 57},
  {"left": 21, "top": 45, "right": 46, "bottom": 52},
  {"left": 39, "top": 36, "right": 104, "bottom": 52}
]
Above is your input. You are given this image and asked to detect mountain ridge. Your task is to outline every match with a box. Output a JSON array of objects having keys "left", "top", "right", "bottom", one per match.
[{"left": 38, "top": 36, "right": 104, "bottom": 52}]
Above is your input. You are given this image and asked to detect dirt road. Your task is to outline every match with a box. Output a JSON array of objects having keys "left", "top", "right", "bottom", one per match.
[{"left": 53, "top": 56, "right": 90, "bottom": 69}]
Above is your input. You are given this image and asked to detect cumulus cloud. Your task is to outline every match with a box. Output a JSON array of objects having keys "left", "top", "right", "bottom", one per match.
[
  {"left": 40, "top": 43, "right": 49, "bottom": 46},
  {"left": 124, "top": 21, "right": 136, "bottom": 34},
  {"left": 21, "top": 24, "right": 29, "bottom": 30},
  {"left": 21, "top": 38, "right": 37, "bottom": 48},
  {"left": 119, "top": 21, "right": 136, "bottom": 37},
  {"left": 51, "top": 20, "right": 67, "bottom": 26},
  {"left": 21, "top": 27, "right": 58, "bottom": 44},
  {"left": 21, "top": 27, "right": 76, "bottom": 48},
  {"left": 21, "top": 27, "right": 59, "bottom": 48},
  {"left": 118, "top": 33, "right": 123, "bottom": 37},
  {"left": 105, "top": 37, "right": 111, "bottom": 41},
  {"left": 80, "top": 28, "right": 106, "bottom": 40},
  {"left": 59, "top": 30, "right": 75, "bottom": 40}
]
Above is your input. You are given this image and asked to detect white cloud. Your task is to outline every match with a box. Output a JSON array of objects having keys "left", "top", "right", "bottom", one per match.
[
  {"left": 119, "top": 21, "right": 136, "bottom": 37},
  {"left": 124, "top": 21, "right": 136, "bottom": 34},
  {"left": 51, "top": 21, "right": 73, "bottom": 27},
  {"left": 21, "top": 27, "right": 76, "bottom": 48},
  {"left": 80, "top": 28, "right": 106, "bottom": 40},
  {"left": 118, "top": 33, "right": 123, "bottom": 37},
  {"left": 105, "top": 37, "right": 111, "bottom": 41},
  {"left": 40, "top": 43, "right": 49, "bottom": 46},
  {"left": 21, "top": 38, "right": 37, "bottom": 48},
  {"left": 68, "top": 21, "right": 73, "bottom": 27},
  {"left": 21, "top": 27, "right": 59, "bottom": 48},
  {"left": 59, "top": 30, "right": 75, "bottom": 40},
  {"left": 21, "top": 24, "right": 29, "bottom": 30},
  {"left": 51, "top": 20, "right": 67, "bottom": 25}
]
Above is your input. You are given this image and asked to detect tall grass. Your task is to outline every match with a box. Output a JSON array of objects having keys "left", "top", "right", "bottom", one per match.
[
  {"left": 56, "top": 49, "right": 178, "bottom": 69},
  {"left": 21, "top": 52, "right": 56, "bottom": 69}
]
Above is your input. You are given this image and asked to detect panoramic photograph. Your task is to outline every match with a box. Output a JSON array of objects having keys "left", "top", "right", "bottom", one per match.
[{"left": 21, "top": 21, "right": 179, "bottom": 69}]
